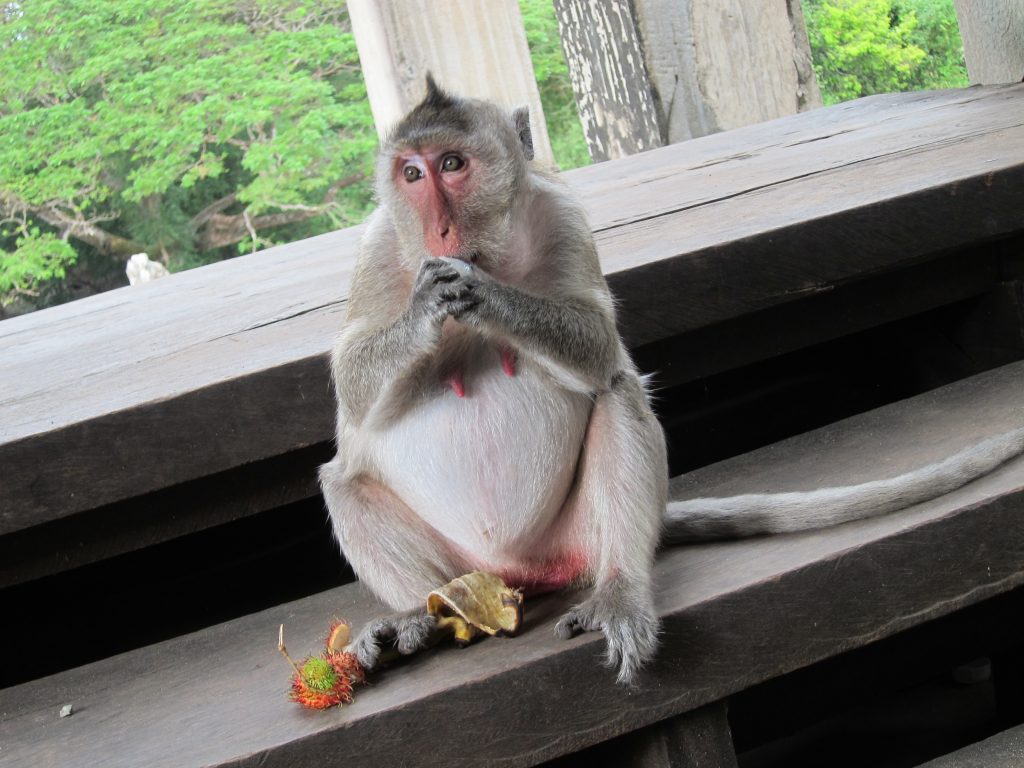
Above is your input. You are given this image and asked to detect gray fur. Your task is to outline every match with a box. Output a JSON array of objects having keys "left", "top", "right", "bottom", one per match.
[
  {"left": 351, "top": 609, "right": 438, "bottom": 670},
  {"left": 512, "top": 106, "right": 535, "bottom": 161},
  {"left": 665, "top": 426, "right": 1024, "bottom": 541},
  {"left": 321, "top": 79, "right": 667, "bottom": 684}
]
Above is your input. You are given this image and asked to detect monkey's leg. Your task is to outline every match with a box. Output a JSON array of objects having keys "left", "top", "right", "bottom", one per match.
[
  {"left": 319, "top": 457, "right": 468, "bottom": 669},
  {"left": 554, "top": 371, "right": 668, "bottom": 684}
]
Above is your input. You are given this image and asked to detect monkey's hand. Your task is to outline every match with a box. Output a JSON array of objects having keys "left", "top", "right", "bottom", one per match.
[
  {"left": 350, "top": 608, "right": 438, "bottom": 671},
  {"left": 431, "top": 257, "right": 619, "bottom": 393},
  {"left": 555, "top": 579, "right": 660, "bottom": 686},
  {"left": 410, "top": 258, "right": 481, "bottom": 325}
]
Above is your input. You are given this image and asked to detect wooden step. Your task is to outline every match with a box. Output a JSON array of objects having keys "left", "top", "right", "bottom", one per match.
[
  {"left": 3, "top": 359, "right": 1022, "bottom": 768},
  {"left": 2, "top": 84, "right": 1022, "bottom": 551},
  {"left": 917, "top": 723, "right": 1024, "bottom": 767}
]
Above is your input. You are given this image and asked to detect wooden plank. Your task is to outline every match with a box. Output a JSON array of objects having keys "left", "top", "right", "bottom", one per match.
[
  {"left": 917, "top": 724, "right": 1024, "bottom": 768},
  {"left": 2, "top": 361, "right": 1022, "bottom": 768},
  {"left": 633, "top": 247, "right": 1004, "bottom": 387},
  {"left": 0, "top": 443, "right": 332, "bottom": 589},
  {"left": 1, "top": 85, "right": 1022, "bottom": 528}
]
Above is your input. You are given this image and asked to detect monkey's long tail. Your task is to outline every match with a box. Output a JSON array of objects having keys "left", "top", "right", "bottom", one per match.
[{"left": 663, "top": 426, "right": 1024, "bottom": 542}]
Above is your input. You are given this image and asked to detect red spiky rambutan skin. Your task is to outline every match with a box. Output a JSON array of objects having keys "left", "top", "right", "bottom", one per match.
[
  {"left": 329, "top": 649, "right": 367, "bottom": 686},
  {"left": 288, "top": 649, "right": 366, "bottom": 710}
]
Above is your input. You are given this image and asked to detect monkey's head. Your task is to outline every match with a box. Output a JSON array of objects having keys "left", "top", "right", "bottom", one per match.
[{"left": 379, "top": 75, "right": 535, "bottom": 268}]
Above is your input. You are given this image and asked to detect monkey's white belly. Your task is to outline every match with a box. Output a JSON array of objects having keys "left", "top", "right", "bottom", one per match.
[{"left": 367, "top": 354, "right": 592, "bottom": 559}]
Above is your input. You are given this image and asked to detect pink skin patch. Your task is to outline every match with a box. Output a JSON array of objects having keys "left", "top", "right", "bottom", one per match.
[
  {"left": 499, "top": 552, "right": 588, "bottom": 597},
  {"left": 500, "top": 345, "right": 517, "bottom": 377},
  {"left": 447, "top": 344, "right": 517, "bottom": 397},
  {"left": 448, "top": 372, "right": 466, "bottom": 398},
  {"left": 395, "top": 147, "right": 472, "bottom": 258}
]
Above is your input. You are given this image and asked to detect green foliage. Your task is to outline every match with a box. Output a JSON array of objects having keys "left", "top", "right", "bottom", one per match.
[
  {"left": 0, "top": 227, "right": 76, "bottom": 297},
  {"left": 0, "top": 0, "right": 375, "bottom": 308},
  {"left": 803, "top": 0, "right": 968, "bottom": 105},
  {"left": 898, "top": 0, "right": 969, "bottom": 90},
  {"left": 519, "top": 0, "right": 590, "bottom": 170}
]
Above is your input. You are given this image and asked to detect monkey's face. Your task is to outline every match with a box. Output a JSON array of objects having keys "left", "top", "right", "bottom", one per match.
[
  {"left": 379, "top": 83, "right": 528, "bottom": 271},
  {"left": 393, "top": 145, "right": 475, "bottom": 259}
]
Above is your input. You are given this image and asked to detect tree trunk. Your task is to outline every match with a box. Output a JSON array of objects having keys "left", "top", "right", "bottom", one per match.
[
  {"left": 554, "top": 0, "right": 822, "bottom": 160},
  {"left": 552, "top": 0, "right": 663, "bottom": 162}
]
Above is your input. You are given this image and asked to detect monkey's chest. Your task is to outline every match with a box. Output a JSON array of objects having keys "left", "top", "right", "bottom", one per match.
[{"left": 368, "top": 350, "right": 592, "bottom": 557}]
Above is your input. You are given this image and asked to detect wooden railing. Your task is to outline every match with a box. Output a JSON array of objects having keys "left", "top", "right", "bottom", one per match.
[{"left": 2, "top": 84, "right": 1024, "bottom": 767}]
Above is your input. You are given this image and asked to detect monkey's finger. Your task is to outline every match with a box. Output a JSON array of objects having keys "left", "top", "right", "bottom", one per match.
[
  {"left": 438, "top": 285, "right": 476, "bottom": 302},
  {"left": 419, "top": 259, "right": 461, "bottom": 281}
]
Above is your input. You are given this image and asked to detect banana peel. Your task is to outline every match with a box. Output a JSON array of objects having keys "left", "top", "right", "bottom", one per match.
[{"left": 427, "top": 571, "right": 524, "bottom": 645}]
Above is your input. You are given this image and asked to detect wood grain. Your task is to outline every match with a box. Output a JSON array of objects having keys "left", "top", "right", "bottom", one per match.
[
  {"left": 2, "top": 85, "right": 1023, "bottom": 528},
  {"left": 918, "top": 724, "right": 1024, "bottom": 768},
  {"left": 2, "top": 361, "right": 1022, "bottom": 768}
]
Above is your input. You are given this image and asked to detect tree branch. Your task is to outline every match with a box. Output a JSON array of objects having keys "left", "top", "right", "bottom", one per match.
[
  {"left": 194, "top": 173, "right": 364, "bottom": 252},
  {"left": 189, "top": 191, "right": 239, "bottom": 232},
  {"left": 28, "top": 204, "right": 144, "bottom": 258}
]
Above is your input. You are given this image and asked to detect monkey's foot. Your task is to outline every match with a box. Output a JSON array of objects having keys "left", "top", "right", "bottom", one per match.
[
  {"left": 351, "top": 609, "right": 437, "bottom": 671},
  {"left": 554, "top": 583, "right": 660, "bottom": 685}
]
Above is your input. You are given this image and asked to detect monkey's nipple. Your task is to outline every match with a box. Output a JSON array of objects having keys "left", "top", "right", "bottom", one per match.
[
  {"left": 500, "top": 345, "right": 517, "bottom": 377},
  {"left": 448, "top": 372, "right": 466, "bottom": 398}
]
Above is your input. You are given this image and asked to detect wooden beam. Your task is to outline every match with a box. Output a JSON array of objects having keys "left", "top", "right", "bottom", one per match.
[
  {"left": 918, "top": 723, "right": 1024, "bottom": 767},
  {"left": 1, "top": 86, "right": 1022, "bottom": 532},
  {"left": 954, "top": 1, "right": 1024, "bottom": 85},
  {"left": 2, "top": 360, "right": 1023, "bottom": 767},
  {"left": 347, "top": 0, "right": 554, "bottom": 165}
]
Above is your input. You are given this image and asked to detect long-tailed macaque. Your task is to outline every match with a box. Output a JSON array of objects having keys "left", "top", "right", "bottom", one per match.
[{"left": 321, "top": 77, "right": 1024, "bottom": 684}]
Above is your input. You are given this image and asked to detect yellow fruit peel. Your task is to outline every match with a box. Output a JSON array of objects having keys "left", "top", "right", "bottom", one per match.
[{"left": 427, "top": 571, "right": 524, "bottom": 645}]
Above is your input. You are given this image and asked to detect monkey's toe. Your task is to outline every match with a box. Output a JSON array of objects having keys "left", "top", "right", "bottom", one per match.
[
  {"left": 351, "top": 609, "right": 436, "bottom": 670},
  {"left": 395, "top": 612, "right": 436, "bottom": 654},
  {"left": 553, "top": 588, "right": 661, "bottom": 685}
]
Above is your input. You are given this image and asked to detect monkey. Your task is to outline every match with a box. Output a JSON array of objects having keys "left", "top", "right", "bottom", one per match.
[
  {"left": 321, "top": 76, "right": 1024, "bottom": 685},
  {"left": 319, "top": 75, "right": 666, "bottom": 684}
]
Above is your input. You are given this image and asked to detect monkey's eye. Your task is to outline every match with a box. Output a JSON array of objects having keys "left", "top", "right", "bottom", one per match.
[
  {"left": 440, "top": 154, "right": 465, "bottom": 173},
  {"left": 403, "top": 165, "right": 423, "bottom": 183}
]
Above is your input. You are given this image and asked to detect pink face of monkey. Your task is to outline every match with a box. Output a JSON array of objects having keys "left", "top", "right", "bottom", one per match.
[{"left": 394, "top": 147, "right": 473, "bottom": 258}]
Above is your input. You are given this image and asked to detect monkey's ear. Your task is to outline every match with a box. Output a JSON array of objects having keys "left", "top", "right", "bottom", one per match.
[{"left": 512, "top": 106, "right": 535, "bottom": 161}]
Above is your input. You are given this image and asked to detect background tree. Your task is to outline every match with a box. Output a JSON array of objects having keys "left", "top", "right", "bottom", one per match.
[
  {"left": 803, "top": 0, "right": 967, "bottom": 105},
  {"left": 0, "top": 0, "right": 588, "bottom": 315},
  {"left": 1, "top": 0, "right": 969, "bottom": 314},
  {"left": 0, "top": 0, "right": 376, "bottom": 310},
  {"left": 519, "top": 0, "right": 590, "bottom": 171}
]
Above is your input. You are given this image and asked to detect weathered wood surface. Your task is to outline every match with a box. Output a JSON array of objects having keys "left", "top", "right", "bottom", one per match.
[
  {"left": 918, "top": 723, "right": 1024, "bottom": 768},
  {"left": 552, "top": 0, "right": 664, "bottom": 160},
  {"left": 954, "top": 0, "right": 1024, "bottom": 86},
  {"left": 2, "top": 85, "right": 1023, "bottom": 530},
  {"left": 2, "top": 361, "right": 1023, "bottom": 768},
  {"left": 631, "top": 0, "right": 822, "bottom": 143}
]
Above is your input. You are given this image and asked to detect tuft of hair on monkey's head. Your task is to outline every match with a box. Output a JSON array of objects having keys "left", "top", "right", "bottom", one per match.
[{"left": 384, "top": 73, "right": 534, "bottom": 167}]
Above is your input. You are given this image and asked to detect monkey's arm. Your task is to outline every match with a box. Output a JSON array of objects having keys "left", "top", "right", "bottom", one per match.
[
  {"left": 333, "top": 237, "right": 475, "bottom": 424},
  {"left": 454, "top": 262, "right": 622, "bottom": 394}
]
